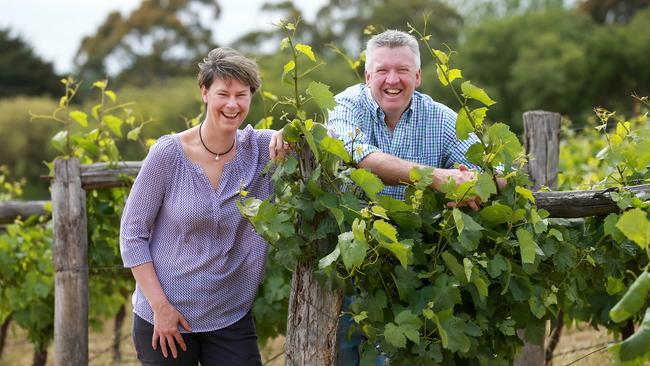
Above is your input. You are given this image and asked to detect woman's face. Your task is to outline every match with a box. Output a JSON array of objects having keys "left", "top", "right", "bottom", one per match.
[{"left": 201, "top": 77, "right": 252, "bottom": 132}]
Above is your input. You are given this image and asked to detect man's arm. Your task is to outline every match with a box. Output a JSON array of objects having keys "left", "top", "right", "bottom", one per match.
[{"left": 358, "top": 152, "right": 476, "bottom": 192}]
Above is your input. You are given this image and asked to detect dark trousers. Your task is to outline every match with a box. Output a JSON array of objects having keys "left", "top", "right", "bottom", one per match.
[{"left": 132, "top": 312, "right": 263, "bottom": 366}]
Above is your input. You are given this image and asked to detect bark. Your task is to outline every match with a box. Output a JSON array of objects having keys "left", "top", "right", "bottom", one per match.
[
  {"left": 112, "top": 304, "right": 127, "bottom": 363},
  {"left": 52, "top": 158, "right": 88, "bottom": 366},
  {"left": 31, "top": 341, "right": 48, "bottom": 366},
  {"left": 284, "top": 143, "right": 344, "bottom": 365},
  {"left": 284, "top": 259, "right": 343, "bottom": 366},
  {"left": 622, "top": 320, "right": 635, "bottom": 340},
  {"left": 0, "top": 315, "right": 11, "bottom": 359},
  {"left": 544, "top": 311, "right": 564, "bottom": 365}
]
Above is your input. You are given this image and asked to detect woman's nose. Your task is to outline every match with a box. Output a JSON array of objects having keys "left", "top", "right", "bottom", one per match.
[{"left": 225, "top": 96, "right": 237, "bottom": 107}]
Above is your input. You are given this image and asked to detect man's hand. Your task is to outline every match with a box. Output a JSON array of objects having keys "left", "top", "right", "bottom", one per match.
[
  {"left": 433, "top": 164, "right": 482, "bottom": 212},
  {"left": 269, "top": 129, "right": 289, "bottom": 160},
  {"left": 151, "top": 302, "right": 192, "bottom": 359}
]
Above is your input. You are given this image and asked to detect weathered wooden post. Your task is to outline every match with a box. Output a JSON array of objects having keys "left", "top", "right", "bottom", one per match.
[
  {"left": 523, "top": 111, "right": 561, "bottom": 191},
  {"left": 515, "top": 111, "right": 561, "bottom": 366},
  {"left": 284, "top": 146, "right": 344, "bottom": 366},
  {"left": 51, "top": 158, "right": 88, "bottom": 366}
]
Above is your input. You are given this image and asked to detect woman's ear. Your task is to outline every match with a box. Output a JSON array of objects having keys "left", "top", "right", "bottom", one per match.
[{"left": 201, "top": 86, "right": 208, "bottom": 104}]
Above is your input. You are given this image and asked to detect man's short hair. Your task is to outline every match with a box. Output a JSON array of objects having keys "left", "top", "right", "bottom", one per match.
[
  {"left": 197, "top": 47, "right": 261, "bottom": 94},
  {"left": 365, "top": 30, "right": 421, "bottom": 71}
]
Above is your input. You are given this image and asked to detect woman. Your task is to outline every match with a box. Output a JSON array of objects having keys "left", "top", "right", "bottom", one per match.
[{"left": 120, "top": 47, "right": 281, "bottom": 365}]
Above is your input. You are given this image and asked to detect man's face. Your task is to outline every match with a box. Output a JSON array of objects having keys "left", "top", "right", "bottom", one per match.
[{"left": 365, "top": 46, "right": 421, "bottom": 121}]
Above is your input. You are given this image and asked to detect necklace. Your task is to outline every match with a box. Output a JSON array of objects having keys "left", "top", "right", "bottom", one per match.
[{"left": 198, "top": 121, "right": 236, "bottom": 161}]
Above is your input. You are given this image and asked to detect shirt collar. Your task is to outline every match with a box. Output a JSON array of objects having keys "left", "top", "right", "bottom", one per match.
[{"left": 361, "top": 84, "right": 415, "bottom": 124}]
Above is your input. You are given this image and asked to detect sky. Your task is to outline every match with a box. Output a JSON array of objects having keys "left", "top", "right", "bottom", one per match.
[{"left": 0, "top": 0, "right": 325, "bottom": 74}]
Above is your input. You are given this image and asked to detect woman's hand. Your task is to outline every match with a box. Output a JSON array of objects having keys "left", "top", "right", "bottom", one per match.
[
  {"left": 151, "top": 302, "right": 192, "bottom": 359},
  {"left": 269, "top": 129, "right": 290, "bottom": 160}
]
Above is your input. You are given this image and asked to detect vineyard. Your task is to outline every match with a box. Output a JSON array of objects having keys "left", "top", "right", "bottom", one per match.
[{"left": 2, "top": 16, "right": 650, "bottom": 366}]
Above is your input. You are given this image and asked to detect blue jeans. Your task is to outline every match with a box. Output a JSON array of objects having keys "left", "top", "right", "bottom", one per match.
[{"left": 338, "top": 296, "right": 388, "bottom": 366}]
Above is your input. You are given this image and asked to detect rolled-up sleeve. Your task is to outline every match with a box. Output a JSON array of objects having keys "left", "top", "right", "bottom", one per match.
[
  {"left": 120, "top": 136, "right": 174, "bottom": 268},
  {"left": 328, "top": 98, "right": 381, "bottom": 164}
]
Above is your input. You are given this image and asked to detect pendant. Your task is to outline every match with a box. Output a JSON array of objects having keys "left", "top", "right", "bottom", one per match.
[{"left": 215, "top": 155, "right": 220, "bottom": 161}]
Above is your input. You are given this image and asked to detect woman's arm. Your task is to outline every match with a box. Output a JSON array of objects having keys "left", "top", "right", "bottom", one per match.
[{"left": 131, "top": 262, "right": 192, "bottom": 359}]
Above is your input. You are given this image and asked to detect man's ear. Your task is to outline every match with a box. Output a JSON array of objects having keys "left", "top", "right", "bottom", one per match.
[
  {"left": 365, "top": 70, "right": 371, "bottom": 85},
  {"left": 415, "top": 69, "right": 422, "bottom": 88}
]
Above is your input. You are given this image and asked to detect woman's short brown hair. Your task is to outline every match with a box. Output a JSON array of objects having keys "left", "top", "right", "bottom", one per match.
[{"left": 197, "top": 47, "right": 261, "bottom": 94}]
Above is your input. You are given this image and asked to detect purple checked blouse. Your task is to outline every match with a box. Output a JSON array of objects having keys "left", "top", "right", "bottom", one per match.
[{"left": 120, "top": 125, "right": 274, "bottom": 332}]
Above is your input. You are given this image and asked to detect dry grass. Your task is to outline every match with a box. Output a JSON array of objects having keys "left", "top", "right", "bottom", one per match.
[
  {"left": 549, "top": 324, "right": 613, "bottom": 366},
  {"left": 0, "top": 309, "right": 285, "bottom": 366},
  {"left": 3, "top": 316, "right": 647, "bottom": 366}
]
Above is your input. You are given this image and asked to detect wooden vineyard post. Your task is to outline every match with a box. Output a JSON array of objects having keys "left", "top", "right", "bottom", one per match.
[
  {"left": 284, "top": 146, "right": 344, "bottom": 366},
  {"left": 51, "top": 158, "right": 88, "bottom": 366},
  {"left": 523, "top": 111, "right": 561, "bottom": 191},
  {"left": 515, "top": 111, "right": 561, "bottom": 366}
]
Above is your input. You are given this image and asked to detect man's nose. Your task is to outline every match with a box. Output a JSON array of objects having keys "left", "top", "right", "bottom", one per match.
[{"left": 385, "top": 70, "right": 399, "bottom": 83}]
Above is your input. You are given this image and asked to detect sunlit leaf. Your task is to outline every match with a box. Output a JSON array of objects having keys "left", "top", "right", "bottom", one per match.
[
  {"left": 461, "top": 81, "right": 495, "bottom": 106},
  {"left": 515, "top": 186, "right": 535, "bottom": 203},
  {"left": 296, "top": 43, "right": 316, "bottom": 62},
  {"left": 610, "top": 308, "right": 650, "bottom": 362},
  {"left": 480, "top": 203, "right": 513, "bottom": 226},
  {"left": 307, "top": 81, "right": 336, "bottom": 111},
  {"left": 102, "top": 115, "right": 123, "bottom": 138},
  {"left": 516, "top": 228, "right": 536, "bottom": 264},
  {"left": 338, "top": 231, "right": 368, "bottom": 270},
  {"left": 456, "top": 108, "right": 473, "bottom": 140},
  {"left": 610, "top": 271, "right": 650, "bottom": 323},
  {"left": 69, "top": 110, "right": 88, "bottom": 128},
  {"left": 127, "top": 126, "right": 141, "bottom": 141},
  {"left": 351, "top": 168, "right": 384, "bottom": 200},
  {"left": 616, "top": 208, "right": 650, "bottom": 248},
  {"left": 373, "top": 219, "right": 398, "bottom": 242},
  {"left": 452, "top": 208, "right": 483, "bottom": 234},
  {"left": 51, "top": 130, "right": 67, "bottom": 152},
  {"left": 318, "top": 247, "right": 340, "bottom": 269},
  {"left": 104, "top": 90, "right": 117, "bottom": 103},
  {"left": 283, "top": 60, "right": 295, "bottom": 77}
]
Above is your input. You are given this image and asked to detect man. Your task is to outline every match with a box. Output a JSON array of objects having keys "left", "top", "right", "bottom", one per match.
[
  {"left": 330, "top": 29, "right": 480, "bottom": 365},
  {"left": 270, "top": 29, "right": 483, "bottom": 365},
  {"left": 328, "top": 29, "right": 480, "bottom": 206}
]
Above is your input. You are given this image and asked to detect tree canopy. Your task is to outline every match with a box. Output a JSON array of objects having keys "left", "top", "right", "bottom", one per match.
[
  {"left": 0, "top": 29, "right": 60, "bottom": 98},
  {"left": 74, "top": 0, "right": 220, "bottom": 85}
]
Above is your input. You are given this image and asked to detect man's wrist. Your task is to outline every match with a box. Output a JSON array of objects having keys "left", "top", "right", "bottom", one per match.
[{"left": 430, "top": 167, "right": 446, "bottom": 191}]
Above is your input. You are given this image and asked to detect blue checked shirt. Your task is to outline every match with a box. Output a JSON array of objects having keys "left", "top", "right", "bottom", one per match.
[{"left": 328, "top": 84, "right": 479, "bottom": 200}]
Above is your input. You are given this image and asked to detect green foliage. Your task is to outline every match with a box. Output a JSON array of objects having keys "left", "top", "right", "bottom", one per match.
[
  {"left": 6, "top": 78, "right": 154, "bottom": 353},
  {"left": 459, "top": 8, "right": 650, "bottom": 132},
  {"left": 0, "top": 169, "right": 53, "bottom": 350},
  {"left": 238, "top": 20, "right": 650, "bottom": 364},
  {"left": 553, "top": 96, "right": 650, "bottom": 363},
  {"left": 0, "top": 97, "right": 60, "bottom": 198}
]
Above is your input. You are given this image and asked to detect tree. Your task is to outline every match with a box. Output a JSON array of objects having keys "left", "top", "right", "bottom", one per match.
[
  {"left": 577, "top": 0, "right": 650, "bottom": 23},
  {"left": 234, "top": 0, "right": 463, "bottom": 58},
  {"left": 74, "top": 0, "right": 221, "bottom": 85},
  {"left": 459, "top": 10, "right": 600, "bottom": 131},
  {"left": 0, "top": 29, "right": 60, "bottom": 98}
]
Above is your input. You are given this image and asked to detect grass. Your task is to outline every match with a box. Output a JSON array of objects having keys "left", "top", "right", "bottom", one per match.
[
  {"left": 0, "top": 309, "right": 285, "bottom": 366},
  {"left": 1, "top": 314, "right": 641, "bottom": 365}
]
